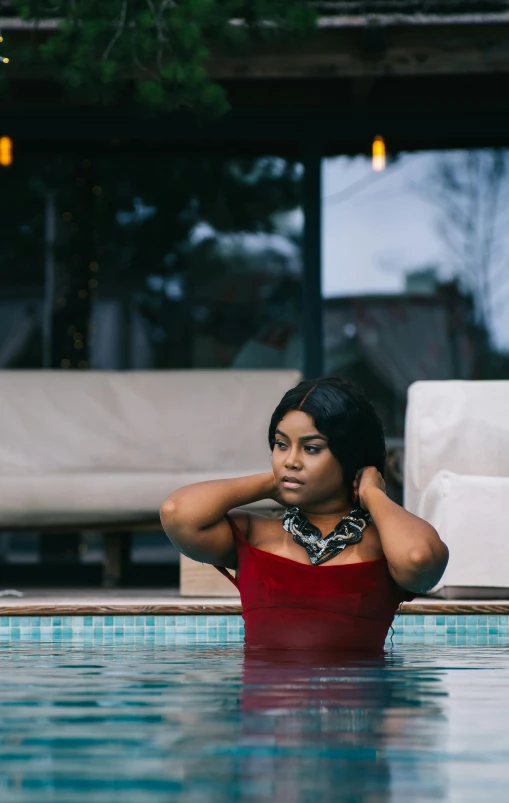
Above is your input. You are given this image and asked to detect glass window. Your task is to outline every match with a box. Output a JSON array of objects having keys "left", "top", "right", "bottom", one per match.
[
  {"left": 323, "top": 149, "right": 509, "bottom": 438},
  {"left": 0, "top": 149, "right": 304, "bottom": 372}
]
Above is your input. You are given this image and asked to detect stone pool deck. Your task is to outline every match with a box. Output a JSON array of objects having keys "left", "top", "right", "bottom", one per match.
[{"left": 1, "top": 589, "right": 509, "bottom": 615}]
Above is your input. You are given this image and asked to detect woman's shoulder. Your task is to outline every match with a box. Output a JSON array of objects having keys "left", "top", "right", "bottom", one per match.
[
  {"left": 361, "top": 521, "right": 384, "bottom": 557},
  {"left": 228, "top": 510, "right": 282, "bottom": 544}
]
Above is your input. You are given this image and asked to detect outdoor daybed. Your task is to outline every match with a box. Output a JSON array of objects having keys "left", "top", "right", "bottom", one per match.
[{"left": 0, "top": 369, "right": 298, "bottom": 588}]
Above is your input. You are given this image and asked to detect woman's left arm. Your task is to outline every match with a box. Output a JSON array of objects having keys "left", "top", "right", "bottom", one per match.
[{"left": 356, "top": 467, "right": 449, "bottom": 593}]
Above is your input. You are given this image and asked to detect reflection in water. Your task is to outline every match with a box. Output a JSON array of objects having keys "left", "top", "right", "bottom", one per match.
[
  {"left": 7, "top": 640, "right": 507, "bottom": 802},
  {"left": 238, "top": 649, "right": 448, "bottom": 802}
]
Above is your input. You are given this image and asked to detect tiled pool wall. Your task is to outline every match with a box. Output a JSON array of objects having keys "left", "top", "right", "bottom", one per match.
[{"left": 1, "top": 614, "right": 509, "bottom": 646}]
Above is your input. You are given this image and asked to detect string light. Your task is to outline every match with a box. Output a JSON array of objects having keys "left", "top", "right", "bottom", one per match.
[
  {"left": 0, "top": 136, "right": 13, "bottom": 167},
  {"left": 372, "top": 135, "right": 386, "bottom": 172},
  {"left": 0, "top": 28, "right": 8, "bottom": 64}
]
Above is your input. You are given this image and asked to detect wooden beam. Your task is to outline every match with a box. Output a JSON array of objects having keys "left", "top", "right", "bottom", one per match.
[
  {"left": 5, "top": 14, "right": 509, "bottom": 81},
  {"left": 208, "top": 23, "right": 509, "bottom": 79}
]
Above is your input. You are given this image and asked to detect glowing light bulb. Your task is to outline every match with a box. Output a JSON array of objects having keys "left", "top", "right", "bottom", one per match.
[
  {"left": 0, "top": 136, "right": 13, "bottom": 167},
  {"left": 372, "top": 135, "right": 386, "bottom": 172},
  {"left": 2, "top": 57, "right": 9, "bottom": 64}
]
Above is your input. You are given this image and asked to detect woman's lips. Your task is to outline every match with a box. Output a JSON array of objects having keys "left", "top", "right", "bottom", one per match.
[{"left": 281, "top": 477, "right": 305, "bottom": 490}]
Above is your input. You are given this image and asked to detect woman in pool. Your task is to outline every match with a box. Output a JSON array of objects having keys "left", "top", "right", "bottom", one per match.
[{"left": 160, "top": 377, "right": 448, "bottom": 652}]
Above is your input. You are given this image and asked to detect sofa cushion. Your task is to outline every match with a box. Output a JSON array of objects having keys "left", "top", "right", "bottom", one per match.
[
  {"left": 0, "top": 470, "right": 278, "bottom": 529},
  {"left": 417, "top": 470, "right": 509, "bottom": 590},
  {"left": 0, "top": 370, "right": 301, "bottom": 476}
]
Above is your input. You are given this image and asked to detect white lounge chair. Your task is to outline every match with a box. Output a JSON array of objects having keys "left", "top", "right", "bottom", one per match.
[{"left": 404, "top": 380, "right": 509, "bottom": 598}]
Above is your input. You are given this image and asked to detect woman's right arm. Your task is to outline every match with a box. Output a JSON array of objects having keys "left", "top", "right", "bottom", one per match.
[{"left": 160, "top": 473, "right": 276, "bottom": 568}]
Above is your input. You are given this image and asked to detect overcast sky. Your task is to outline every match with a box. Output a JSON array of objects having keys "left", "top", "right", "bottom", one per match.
[{"left": 322, "top": 151, "right": 509, "bottom": 351}]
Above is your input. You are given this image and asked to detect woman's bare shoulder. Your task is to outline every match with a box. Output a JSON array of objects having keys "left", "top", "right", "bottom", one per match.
[
  {"left": 244, "top": 511, "right": 283, "bottom": 547},
  {"left": 362, "top": 522, "right": 384, "bottom": 557},
  {"left": 228, "top": 510, "right": 282, "bottom": 540}
]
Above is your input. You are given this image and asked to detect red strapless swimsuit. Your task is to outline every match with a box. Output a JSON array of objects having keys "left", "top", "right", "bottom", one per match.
[{"left": 216, "top": 514, "right": 413, "bottom": 652}]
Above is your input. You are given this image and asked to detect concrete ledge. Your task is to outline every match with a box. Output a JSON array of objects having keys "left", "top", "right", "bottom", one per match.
[
  {"left": 402, "top": 600, "right": 509, "bottom": 615},
  {"left": 2, "top": 589, "right": 509, "bottom": 616}
]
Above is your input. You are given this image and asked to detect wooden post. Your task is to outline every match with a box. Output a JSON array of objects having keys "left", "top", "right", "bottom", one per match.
[
  {"left": 302, "top": 140, "right": 324, "bottom": 379},
  {"left": 43, "top": 189, "right": 56, "bottom": 369},
  {"left": 103, "top": 532, "right": 130, "bottom": 588}
]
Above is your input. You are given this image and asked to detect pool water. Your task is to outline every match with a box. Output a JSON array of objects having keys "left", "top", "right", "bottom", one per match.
[{"left": 1, "top": 640, "right": 509, "bottom": 801}]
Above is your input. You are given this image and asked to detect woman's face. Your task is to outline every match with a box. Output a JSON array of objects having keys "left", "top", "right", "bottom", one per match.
[{"left": 271, "top": 410, "right": 348, "bottom": 512}]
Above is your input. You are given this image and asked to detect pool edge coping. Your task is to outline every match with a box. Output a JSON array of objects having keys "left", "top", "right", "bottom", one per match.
[{"left": 3, "top": 600, "right": 509, "bottom": 615}]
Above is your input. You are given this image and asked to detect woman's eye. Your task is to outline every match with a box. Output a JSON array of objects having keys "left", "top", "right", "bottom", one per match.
[
  {"left": 275, "top": 441, "right": 288, "bottom": 450},
  {"left": 305, "top": 446, "right": 321, "bottom": 454}
]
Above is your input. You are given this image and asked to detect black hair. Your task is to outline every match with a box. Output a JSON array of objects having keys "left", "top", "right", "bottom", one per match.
[{"left": 268, "top": 376, "right": 386, "bottom": 488}]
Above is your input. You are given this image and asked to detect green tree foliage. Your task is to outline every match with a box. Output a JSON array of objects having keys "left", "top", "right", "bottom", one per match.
[{"left": 11, "top": 0, "right": 316, "bottom": 115}]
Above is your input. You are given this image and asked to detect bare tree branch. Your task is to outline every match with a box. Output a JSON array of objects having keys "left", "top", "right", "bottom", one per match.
[
  {"left": 416, "top": 149, "right": 509, "bottom": 345},
  {"left": 102, "top": 0, "right": 128, "bottom": 62}
]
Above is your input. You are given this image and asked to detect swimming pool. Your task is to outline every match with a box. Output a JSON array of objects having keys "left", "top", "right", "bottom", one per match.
[{"left": 1, "top": 621, "right": 509, "bottom": 801}]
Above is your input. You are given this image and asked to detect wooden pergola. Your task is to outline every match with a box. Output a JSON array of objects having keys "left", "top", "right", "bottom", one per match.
[{"left": 2, "top": 1, "right": 509, "bottom": 377}]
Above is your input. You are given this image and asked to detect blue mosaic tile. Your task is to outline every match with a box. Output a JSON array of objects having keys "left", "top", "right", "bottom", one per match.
[{"left": 0, "top": 613, "right": 508, "bottom": 646}]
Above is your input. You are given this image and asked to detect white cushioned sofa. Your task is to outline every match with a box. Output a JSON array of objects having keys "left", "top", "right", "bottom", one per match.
[
  {"left": 0, "top": 369, "right": 299, "bottom": 589},
  {"left": 404, "top": 380, "right": 509, "bottom": 598}
]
